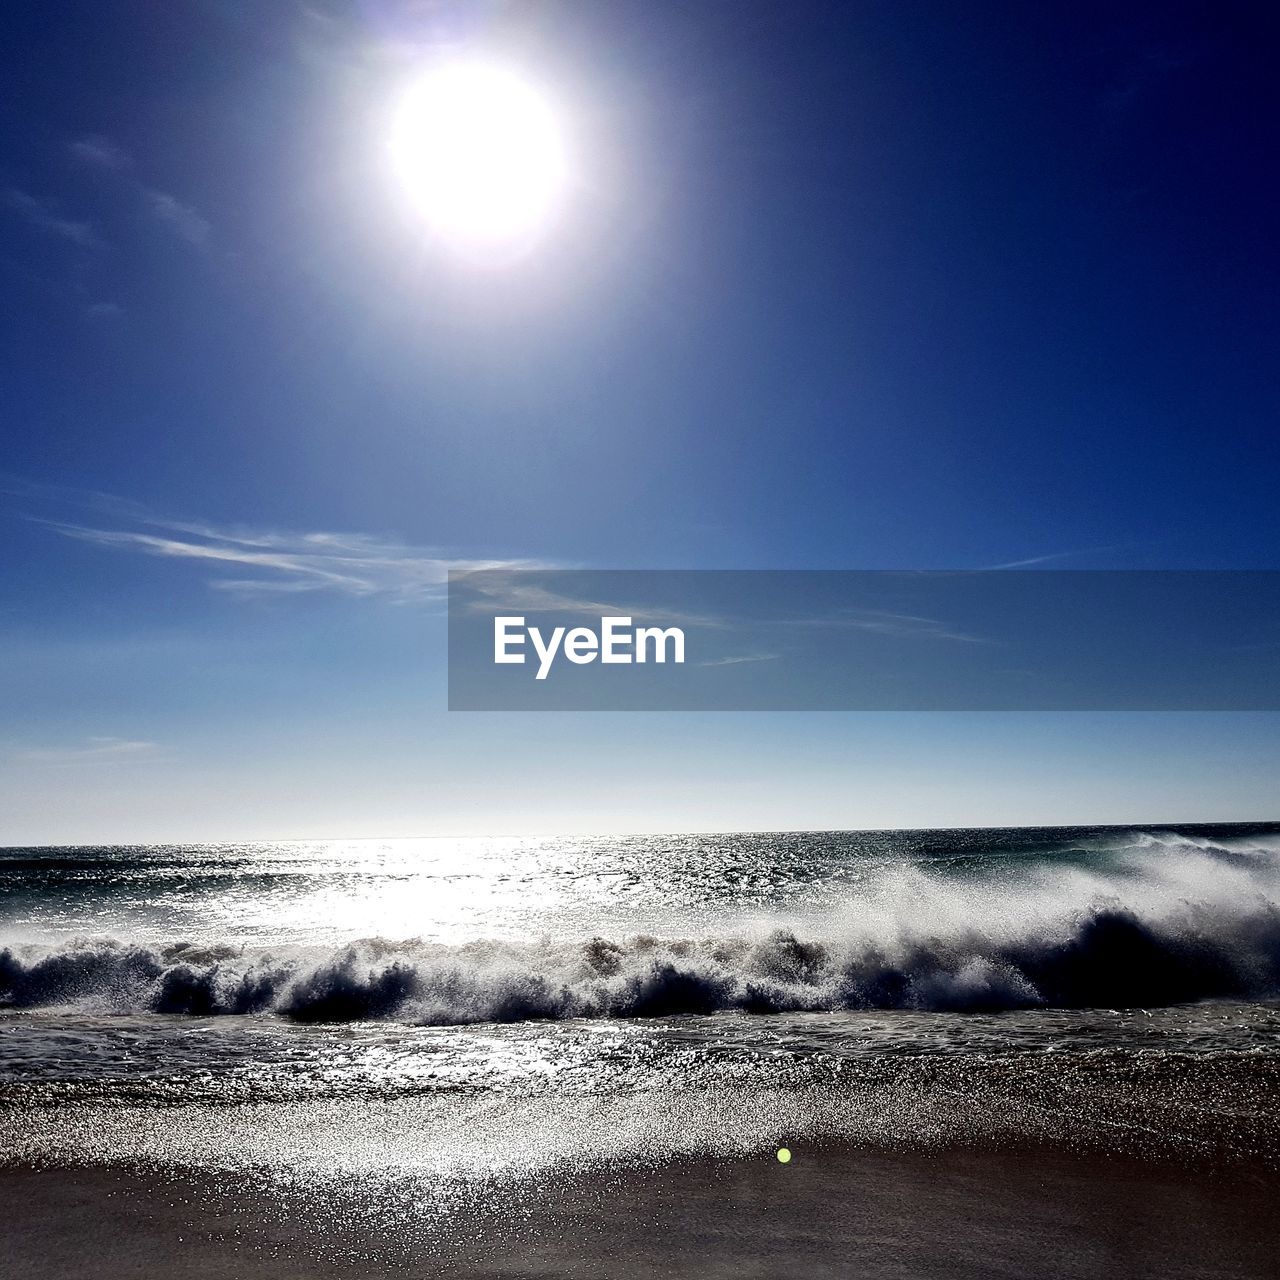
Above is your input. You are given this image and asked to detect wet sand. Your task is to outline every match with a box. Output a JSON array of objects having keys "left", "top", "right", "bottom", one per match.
[{"left": 5, "top": 1142, "right": 1279, "bottom": 1279}]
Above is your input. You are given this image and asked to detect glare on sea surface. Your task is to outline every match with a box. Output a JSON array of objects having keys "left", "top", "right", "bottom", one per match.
[{"left": 389, "top": 61, "right": 570, "bottom": 258}]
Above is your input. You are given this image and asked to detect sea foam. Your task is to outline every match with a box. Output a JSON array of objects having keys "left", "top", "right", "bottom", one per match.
[{"left": 3, "top": 831, "right": 1280, "bottom": 1022}]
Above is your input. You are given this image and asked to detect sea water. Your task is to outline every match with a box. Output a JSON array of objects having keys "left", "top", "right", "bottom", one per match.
[{"left": 3, "top": 825, "right": 1279, "bottom": 1178}]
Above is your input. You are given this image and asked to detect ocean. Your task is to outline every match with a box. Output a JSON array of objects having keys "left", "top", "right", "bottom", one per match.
[{"left": 3, "top": 823, "right": 1280, "bottom": 1189}]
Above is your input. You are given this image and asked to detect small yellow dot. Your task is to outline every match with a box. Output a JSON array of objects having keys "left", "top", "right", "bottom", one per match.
[{"left": 777, "top": 1147, "right": 792, "bottom": 1163}]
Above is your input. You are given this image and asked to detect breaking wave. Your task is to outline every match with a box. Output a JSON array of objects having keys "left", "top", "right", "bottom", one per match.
[
  {"left": 4, "top": 830, "right": 1280, "bottom": 1023},
  {"left": 4, "top": 892, "right": 1280, "bottom": 1024}
]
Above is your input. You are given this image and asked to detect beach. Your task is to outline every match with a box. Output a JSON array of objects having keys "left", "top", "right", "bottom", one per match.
[
  {"left": 7, "top": 1142, "right": 1280, "bottom": 1279},
  {"left": 4, "top": 826, "right": 1280, "bottom": 1276}
]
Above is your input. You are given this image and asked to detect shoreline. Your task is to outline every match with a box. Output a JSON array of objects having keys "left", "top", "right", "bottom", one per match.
[{"left": 6, "top": 1140, "right": 1280, "bottom": 1279}]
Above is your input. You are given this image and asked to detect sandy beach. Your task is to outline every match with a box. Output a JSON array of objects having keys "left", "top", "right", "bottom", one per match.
[
  {"left": 6, "top": 832, "right": 1280, "bottom": 1278},
  {"left": 6, "top": 1142, "right": 1279, "bottom": 1280}
]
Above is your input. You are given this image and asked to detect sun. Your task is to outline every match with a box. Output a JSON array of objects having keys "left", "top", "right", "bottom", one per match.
[{"left": 389, "top": 61, "right": 570, "bottom": 258}]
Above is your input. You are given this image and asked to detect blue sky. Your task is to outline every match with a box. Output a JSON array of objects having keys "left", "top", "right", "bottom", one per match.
[{"left": 1, "top": 2, "right": 1278, "bottom": 841}]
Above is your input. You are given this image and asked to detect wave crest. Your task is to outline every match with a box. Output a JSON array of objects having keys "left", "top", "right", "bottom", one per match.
[{"left": 3, "top": 898, "right": 1280, "bottom": 1023}]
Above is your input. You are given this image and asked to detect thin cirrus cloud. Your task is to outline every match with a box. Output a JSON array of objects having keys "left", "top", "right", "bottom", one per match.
[
  {"left": 771, "top": 609, "right": 992, "bottom": 644},
  {"left": 697, "top": 653, "right": 781, "bottom": 667},
  {"left": 457, "top": 576, "right": 986, "bottom": 643},
  {"left": 144, "top": 189, "right": 211, "bottom": 247},
  {"left": 69, "top": 134, "right": 131, "bottom": 171},
  {"left": 69, "top": 134, "right": 211, "bottom": 251},
  {"left": 461, "top": 575, "right": 725, "bottom": 629},
  {"left": 3, "top": 187, "right": 98, "bottom": 247},
  {"left": 41, "top": 511, "right": 544, "bottom": 603},
  {"left": 2, "top": 135, "right": 212, "bottom": 272},
  {"left": 10, "top": 737, "right": 162, "bottom": 767}
]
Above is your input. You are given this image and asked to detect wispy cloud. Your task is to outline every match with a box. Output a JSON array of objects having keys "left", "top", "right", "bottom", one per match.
[
  {"left": 34, "top": 501, "right": 541, "bottom": 603},
  {"left": 144, "top": 189, "right": 211, "bottom": 248},
  {"left": 456, "top": 573, "right": 989, "bottom": 642},
  {"left": 979, "top": 543, "right": 1142, "bottom": 571},
  {"left": 772, "top": 608, "right": 991, "bottom": 644},
  {"left": 982, "top": 550, "right": 1102, "bottom": 570},
  {"left": 70, "top": 133, "right": 212, "bottom": 252},
  {"left": 3, "top": 188, "right": 97, "bottom": 247},
  {"left": 697, "top": 652, "right": 781, "bottom": 668},
  {"left": 69, "top": 135, "right": 131, "bottom": 171},
  {"left": 10, "top": 737, "right": 162, "bottom": 767},
  {"left": 458, "top": 573, "right": 725, "bottom": 629}
]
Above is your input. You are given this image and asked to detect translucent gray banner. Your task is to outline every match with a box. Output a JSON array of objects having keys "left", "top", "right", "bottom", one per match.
[{"left": 447, "top": 570, "right": 1280, "bottom": 710}]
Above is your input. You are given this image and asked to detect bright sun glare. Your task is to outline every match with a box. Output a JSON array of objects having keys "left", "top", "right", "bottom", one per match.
[{"left": 389, "top": 62, "right": 569, "bottom": 257}]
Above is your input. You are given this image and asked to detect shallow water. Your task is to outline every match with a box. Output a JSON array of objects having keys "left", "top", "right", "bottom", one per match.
[{"left": 3, "top": 825, "right": 1279, "bottom": 1175}]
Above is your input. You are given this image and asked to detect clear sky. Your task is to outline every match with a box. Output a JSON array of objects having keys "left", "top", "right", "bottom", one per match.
[{"left": 1, "top": 1, "right": 1278, "bottom": 842}]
